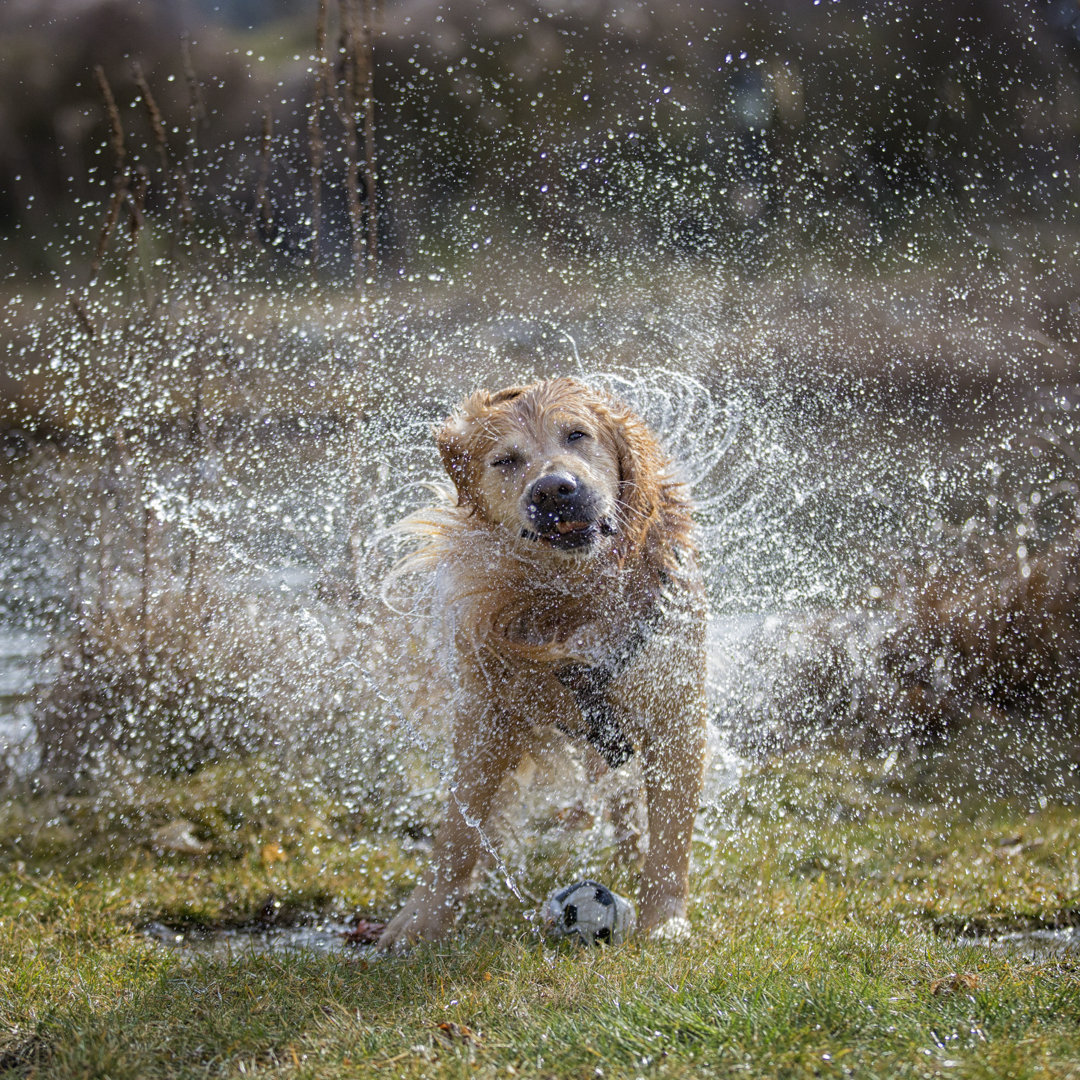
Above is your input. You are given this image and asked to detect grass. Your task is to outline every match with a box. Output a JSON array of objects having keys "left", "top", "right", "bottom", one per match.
[{"left": 1, "top": 758, "right": 1079, "bottom": 1078}]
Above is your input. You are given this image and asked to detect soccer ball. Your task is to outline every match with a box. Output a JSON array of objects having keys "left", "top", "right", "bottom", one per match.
[{"left": 542, "top": 880, "right": 636, "bottom": 945}]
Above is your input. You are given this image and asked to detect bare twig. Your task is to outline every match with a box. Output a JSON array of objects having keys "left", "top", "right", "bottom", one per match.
[
  {"left": 185, "top": 340, "right": 211, "bottom": 596},
  {"left": 181, "top": 36, "right": 206, "bottom": 131},
  {"left": 309, "top": 0, "right": 330, "bottom": 266},
  {"left": 95, "top": 467, "right": 113, "bottom": 621},
  {"left": 337, "top": 0, "right": 366, "bottom": 288},
  {"left": 177, "top": 36, "right": 201, "bottom": 227},
  {"left": 128, "top": 164, "right": 147, "bottom": 245},
  {"left": 335, "top": 0, "right": 379, "bottom": 287},
  {"left": 68, "top": 294, "right": 97, "bottom": 339},
  {"left": 126, "top": 164, "right": 151, "bottom": 306},
  {"left": 86, "top": 66, "right": 129, "bottom": 286},
  {"left": 132, "top": 63, "right": 170, "bottom": 180},
  {"left": 89, "top": 176, "right": 127, "bottom": 286},
  {"left": 360, "top": 0, "right": 379, "bottom": 275},
  {"left": 96, "top": 64, "right": 126, "bottom": 171},
  {"left": 138, "top": 503, "right": 154, "bottom": 680},
  {"left": 255, "top": 110, "right": 274, "bottom": 238}
]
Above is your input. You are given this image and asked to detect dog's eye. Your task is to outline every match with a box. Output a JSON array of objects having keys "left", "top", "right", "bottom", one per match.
[
  {"left": 489, "top": 454, "right": 519, "bottom": 468},
  {"left": 566, "top": 430, "right": 589, "bottom": 442}
]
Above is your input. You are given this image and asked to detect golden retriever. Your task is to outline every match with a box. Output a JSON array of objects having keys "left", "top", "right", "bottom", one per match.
[{"left": 377, "top": 377, "right": 707, "bottom": 950}]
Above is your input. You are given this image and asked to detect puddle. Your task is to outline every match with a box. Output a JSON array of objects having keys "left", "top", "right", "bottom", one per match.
[
  {"left": 960, "top": 925, "right": 1080, "bottom": 959},
  {"left": 0, "top": 628, "right": 47, "bottom": 775},
  {"left": 143, "top": 919, "right": 377, "bottom": 959}
]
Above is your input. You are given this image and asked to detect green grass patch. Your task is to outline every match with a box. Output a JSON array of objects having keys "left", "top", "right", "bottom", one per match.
[{"left": 1, "top": 759, "right": 1079, "bottom": 1079}]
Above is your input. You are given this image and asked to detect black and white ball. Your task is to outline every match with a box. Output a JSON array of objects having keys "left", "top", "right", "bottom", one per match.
[{"left": 542, "top": 880, "right": 636, "bottom": 945}]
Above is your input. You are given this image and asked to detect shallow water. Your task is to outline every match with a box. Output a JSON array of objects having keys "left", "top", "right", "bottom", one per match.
[
  {"left": 141, "top": 915, "right": 1080, "bottom": 962},
  {"left": 0, "top": 605, "right": 816, "bottom": 783},
  {"left": 0, "top": 628, "right": 47, "bottom": 775},
  {"left": 142, "top": 918, "right": 372, "bottom": 960},
  {"left": 960, "top": 925, "right": 1080, "bottom": 960}
]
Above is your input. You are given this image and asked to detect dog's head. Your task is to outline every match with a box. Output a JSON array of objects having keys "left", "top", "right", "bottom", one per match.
[{"left": 436, "top": 379, "right": 666, "bottom": 557}]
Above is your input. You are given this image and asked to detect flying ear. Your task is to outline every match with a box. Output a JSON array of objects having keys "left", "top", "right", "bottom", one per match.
[
  {"left": 435, "top": 385, "right": 534, "bottom": 507},
  {"left": 435, "top": 387, "right": 527, "bottom": 505},
  {"left": 486, "top": 386, "right": 526, "bottom": 406},
  {"left": 599, "top": 400, "right": 664, "bottom": 541},
  {"left": 435, "top": 410, "right": 475, "bottom": 504}
]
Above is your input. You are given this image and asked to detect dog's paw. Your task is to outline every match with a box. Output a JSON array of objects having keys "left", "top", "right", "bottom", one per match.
[
  {"left": 374, "top": 920, "right": 413, "bottom": 954},
  {"left": 376, "top": 893, "right": 458, "bottom": 952},
  {"left": 376, "top": 913, "right": 433, "bottom": 953},
  {"left": 647, "top": 915, "right": 692, "bottom": 942}
]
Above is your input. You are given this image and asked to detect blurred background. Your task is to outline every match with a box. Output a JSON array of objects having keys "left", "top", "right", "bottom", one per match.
[
  {"left": 4, "top": 0, "right": 1080, "bottom": 280},
  {"left": 2, "top": 0, "right": 1080, "bottom": 798}
]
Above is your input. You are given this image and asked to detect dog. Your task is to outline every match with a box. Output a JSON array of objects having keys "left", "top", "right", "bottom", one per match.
[{"left": 376, "top": 377, "right": 707, "bottom": 950}]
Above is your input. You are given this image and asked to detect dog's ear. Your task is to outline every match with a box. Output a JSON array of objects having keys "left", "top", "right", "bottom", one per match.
[
  {"left": 435, "top": 410, "right": 475, "bottom": 504},
  {"left": 436, "top": 386, "right": 531, "bottom": 506},
  {"left": 436, "top": 387, "right": 526, "bottom": 505},
  {"left": 599, "top": 400, "right": 665, "bottom": 543},
  {"left": 486, "top": 386, "right": 526, "bottom": 406}
]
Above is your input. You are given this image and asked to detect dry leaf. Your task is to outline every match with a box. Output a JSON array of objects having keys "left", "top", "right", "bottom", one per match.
[
  {"left": 930, "top": 971, "right": 980, "bottom": 996},
  {"left": 260, "top": 842, "right": 287, "bottom": 865},
  {"left": 434, "top": 1021, "right": 482, "bottom": 1047}
]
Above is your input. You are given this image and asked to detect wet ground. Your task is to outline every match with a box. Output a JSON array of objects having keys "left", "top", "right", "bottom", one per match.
[
  {"left": 139, "top": 913, "right": 1080, "bottom": 960},
  {"left": 142, "top": 918, "right": 371, "bottom": 959},
  {"left": 959, "top": 925, "right": 1080, "bottom": 960}
]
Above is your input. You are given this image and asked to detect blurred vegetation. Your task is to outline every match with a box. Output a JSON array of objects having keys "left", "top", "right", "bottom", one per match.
[{"left": 2, "top": 0, "right": 1079, "bottom": 280}]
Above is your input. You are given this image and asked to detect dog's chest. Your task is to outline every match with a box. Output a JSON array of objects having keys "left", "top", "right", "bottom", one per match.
[{"left": 501, "top": 587, "right": 646, "bottom": 665}]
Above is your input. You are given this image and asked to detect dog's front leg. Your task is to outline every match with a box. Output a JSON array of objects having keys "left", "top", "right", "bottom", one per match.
[
  {"left": 637, "top": 710, "right": 706, "bottom": 935},
  {"left": 377, "top": 717, "right": 526, "bottom": 951}
]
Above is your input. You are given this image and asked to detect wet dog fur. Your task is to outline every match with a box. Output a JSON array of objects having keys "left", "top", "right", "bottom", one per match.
[{"left": 377, "top": 378, "right": 707, "bottom": 949}]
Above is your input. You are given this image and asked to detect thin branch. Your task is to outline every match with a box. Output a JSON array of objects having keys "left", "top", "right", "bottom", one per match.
[
  {"left": 68, "top": 294, "right": 97, "bottom": 339},
  {"left": 309, "top": 0, "right": 330, "bottom": 266},
  {"left": 255, "top": 110, "right": 274, "bottom": 238},
  {"left": 178, "top": 35, "right": 201, "bottom": 227},
  {"left": 132, "top": 62, "right": 170, "bottom": 180},
  {"left": 360, "top": 0, "right": 379, "bottom": 276},
  {"left": 338, "top": 0, "right": 366, "bottom": 289},
  {"left": 95, "top": 65, "right": 126, "bottom": 171},
  {"left": 87, "top": 66, "right": 129, "bottom": 286}
]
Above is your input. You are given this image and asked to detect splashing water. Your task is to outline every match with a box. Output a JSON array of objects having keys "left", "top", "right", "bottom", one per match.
[{"left": 2, "top": 0, "right": 1080, "bottom": 940}]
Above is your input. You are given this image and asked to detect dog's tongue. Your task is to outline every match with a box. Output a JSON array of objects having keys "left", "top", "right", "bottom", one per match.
[{"left": 555, "top": 520, "right": 590, "bottom": 535}]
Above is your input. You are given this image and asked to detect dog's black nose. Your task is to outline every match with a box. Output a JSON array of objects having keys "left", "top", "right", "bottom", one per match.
[{"left": 530, "top": 472, "right": 578, "bottom": 511}]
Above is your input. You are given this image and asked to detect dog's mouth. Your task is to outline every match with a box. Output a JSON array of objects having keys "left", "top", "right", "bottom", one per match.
[{"left": 520, "top": 518, "right": 615, "bottom": 550}]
